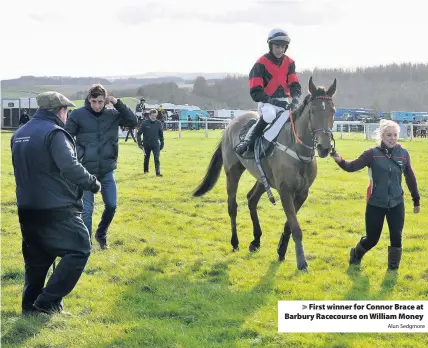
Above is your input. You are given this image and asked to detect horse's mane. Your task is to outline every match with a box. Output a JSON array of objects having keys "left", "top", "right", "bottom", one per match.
[{"left": 292, "top": 86, "right": 329, "bottom": 120}]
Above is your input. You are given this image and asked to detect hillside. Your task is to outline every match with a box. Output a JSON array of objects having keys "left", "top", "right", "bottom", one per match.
[{"left": 2, "top": 63, "right": 428, "bottom": 111}]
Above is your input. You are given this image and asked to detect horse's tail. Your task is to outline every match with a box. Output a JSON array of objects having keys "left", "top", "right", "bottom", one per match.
[{"left": 193, "top": 140, "right": 223, "bottom": 197}]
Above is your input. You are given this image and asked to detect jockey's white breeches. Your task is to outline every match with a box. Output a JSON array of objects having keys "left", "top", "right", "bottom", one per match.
[{"left": 258, "top": 100, "right": 290, "bottom": 123}]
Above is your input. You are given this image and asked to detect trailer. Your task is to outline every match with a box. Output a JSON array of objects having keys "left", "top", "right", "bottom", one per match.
[
  {"left": 390, "top": 111, "right": 428, "bottom": 123},
  {"left": 1, "top": 97, "right": 38, "bottom": 128}
]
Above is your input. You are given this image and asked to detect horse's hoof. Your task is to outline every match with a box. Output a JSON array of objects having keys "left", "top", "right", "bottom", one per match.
[
  {"left": 232, "top": 247, "right": 239, "bottom": 252},
  {"left": 278, "top": 255, "right": 285, "bottom": 262},
  {"left": 299, "top": 267, "right": 309, "bottom": 273},
  {"left": 249, "top": 244, "right": 260, "bottom": 253}
]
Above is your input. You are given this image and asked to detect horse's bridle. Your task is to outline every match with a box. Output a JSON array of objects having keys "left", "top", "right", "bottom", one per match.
[{"left": 290, "top": 95, "right": 336, "bottom": 163}]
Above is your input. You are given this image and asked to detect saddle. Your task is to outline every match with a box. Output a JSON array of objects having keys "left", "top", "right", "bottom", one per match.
[
  {"left": 237, "top": 111, "right": 289, "bottom": 159},
  {"left": 236, "top": 111, "right": 290, "bottom": 205}
]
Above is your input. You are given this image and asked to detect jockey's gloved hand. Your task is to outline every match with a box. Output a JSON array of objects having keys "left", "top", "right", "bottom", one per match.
[
  {"left": 270, "top": 99, "right": 290, "bottom": 110},
  {"left": 290, "top": 98, "right": 299, "bottom": 111}
]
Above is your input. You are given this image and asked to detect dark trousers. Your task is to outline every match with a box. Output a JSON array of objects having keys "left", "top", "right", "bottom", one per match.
[
  {"left": 360, "top": 202, "right": 405, "bottom": 250},
  {"left": 143, "top": 144, "right": 160, "bottom": 174},
  {"left": 20, "top": 216, "right": 91, "bottom": 313},
  {"left": 125, "top": 129, "right": 136, "bottom": 142}
]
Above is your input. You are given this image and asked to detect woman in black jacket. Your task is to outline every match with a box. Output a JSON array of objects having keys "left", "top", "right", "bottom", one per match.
[{"left": 331, "top": 119, "right": 420, "bottom": 270}]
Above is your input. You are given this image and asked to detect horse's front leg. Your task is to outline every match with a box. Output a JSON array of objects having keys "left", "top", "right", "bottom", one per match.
[
  {"left": 277, "top": 221, "right": 291, "bottom": 262},
  {"left": 277, "top": 190, "right": 309, "bottom": 262},
  {"left": 279, "top": 188, "right": 308, "bottom": 272}
]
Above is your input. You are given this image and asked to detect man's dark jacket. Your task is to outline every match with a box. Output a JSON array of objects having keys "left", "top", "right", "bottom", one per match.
[
  {"left": 137, "top": 119, "right": 164, "bottom": 148},
  {"left": 65, "top": 99, "right": 137, "bottom": 176},
  {"left": 11, "top": 109, "right": 98, "bottom": 223}
]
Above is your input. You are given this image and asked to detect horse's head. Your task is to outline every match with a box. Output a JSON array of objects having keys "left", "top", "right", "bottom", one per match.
[{"left": 307, "top": 77, "right": 337, "bottom": 158}]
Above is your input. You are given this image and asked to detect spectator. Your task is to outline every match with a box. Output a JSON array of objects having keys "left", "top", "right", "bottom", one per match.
[
  {"left": 187, "top": 115, "right": 193, "bottom": 130},
  {"left": 65, "top": 84, "right": 137, "bottom": 249},
  {"left": 412, "top": 116, "right": 418, "bottom": 138},
  {"left": 137, "top": 109, "right": 164, "bottom": 177},
  {"left": 19, "top": 109, "right": 30, "bottom": 127},
  {"left": 11, "top": 91, "right": 101, "bottom": 315}
]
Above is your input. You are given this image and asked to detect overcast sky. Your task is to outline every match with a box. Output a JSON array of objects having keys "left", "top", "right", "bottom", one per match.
[{"left": 1, "top": 0, "right": 427, "bottom": 80}]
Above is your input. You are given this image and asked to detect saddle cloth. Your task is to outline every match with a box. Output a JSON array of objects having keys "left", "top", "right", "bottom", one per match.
[{"left": 237, "top": 110, "right": 289, "bottom": 159}]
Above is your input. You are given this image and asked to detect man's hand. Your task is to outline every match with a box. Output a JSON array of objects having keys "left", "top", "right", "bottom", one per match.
[
  {"left": 90, "top": 179, "right": 101, "bottom": 194},
  {"left": 160, "top": 143, "right": 164, "bottom": 151},
  {"left": 106, "top": 96, "right": 118, "bottom": 105}
]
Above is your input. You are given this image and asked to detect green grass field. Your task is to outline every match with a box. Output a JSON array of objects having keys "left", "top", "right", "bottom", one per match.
[{"left": 1, "top": 130, "right": 427, "bottom": 347}]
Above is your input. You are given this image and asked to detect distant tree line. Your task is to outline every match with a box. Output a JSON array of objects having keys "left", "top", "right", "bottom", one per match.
[
  {"left": 136, "top": 63, "right": 428, "bottom": 111},
  {"left": 3, "top": 63, "right": 428, "bottom": 111}
]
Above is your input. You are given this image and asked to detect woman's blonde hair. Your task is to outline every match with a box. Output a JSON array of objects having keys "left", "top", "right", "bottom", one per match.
[{"left": 375, "top": 119, "right": 400, "bottom": 145}]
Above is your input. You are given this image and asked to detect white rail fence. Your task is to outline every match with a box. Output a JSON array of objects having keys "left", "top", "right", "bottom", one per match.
[{"left": 120, "top": 120, "right": 428, "bottom": 141}]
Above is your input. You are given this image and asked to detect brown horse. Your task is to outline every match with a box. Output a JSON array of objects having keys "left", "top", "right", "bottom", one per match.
[{"left": 193, "top": 77, "right": 337, "bottom": 272}]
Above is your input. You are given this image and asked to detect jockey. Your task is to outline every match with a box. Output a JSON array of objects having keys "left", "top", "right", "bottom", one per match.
[
  {"left": 235, "top": 28, "right": 302, "bottom": 155},
  {"left": 136, "top": 98, "right": 145, "bottom": 121},
  {"left": 135, "top": 98, "right": 146, "bottom": 117}
]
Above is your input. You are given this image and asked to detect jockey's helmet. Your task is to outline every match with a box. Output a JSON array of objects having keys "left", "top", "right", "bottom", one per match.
[{"left": 267, "top": 28, "right": 291, "bottom": 46}]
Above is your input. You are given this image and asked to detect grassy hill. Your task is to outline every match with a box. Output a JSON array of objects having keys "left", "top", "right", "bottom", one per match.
[{"left": 1, "top": 85, "right": 144, "bottom": 99}]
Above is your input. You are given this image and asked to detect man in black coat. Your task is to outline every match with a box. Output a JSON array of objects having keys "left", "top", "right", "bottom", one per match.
[
  {"left": 137, "top": 109, "right": 164, "bottom": 176},
  {"left": 65, "top": 84, "right": 137, "bottom": 249},
  {"left": 11, "top": 91, "right": 101, "bottom": 315}
]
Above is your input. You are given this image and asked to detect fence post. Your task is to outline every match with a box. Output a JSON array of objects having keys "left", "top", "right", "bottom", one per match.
[
  {"left": 410, "top": 124, "right": 414, "bottom": 141},
  {"left": 205, "top": 118, "right": 208, "bottom": 138},
  {"left": 178, "top": 121, "right": 182, "bottom": 139},
  {"left": 340, "top": 123, "right": 343, "bottom": 139}
]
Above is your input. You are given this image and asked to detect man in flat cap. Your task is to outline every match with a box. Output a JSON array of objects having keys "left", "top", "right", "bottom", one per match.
[{"left": 11, "top": 91, "right": 101, "bottom": 315}]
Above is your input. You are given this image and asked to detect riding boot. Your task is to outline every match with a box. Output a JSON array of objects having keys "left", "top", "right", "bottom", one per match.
[
  {"left": 349, "top": 241, "right": 368, "bottom": 265},
  {"left": 388, "top": 246, "right": 402, "bottom": 270},
  {"left": 235, "top": 118, "right": 268, "bottom": 155}
]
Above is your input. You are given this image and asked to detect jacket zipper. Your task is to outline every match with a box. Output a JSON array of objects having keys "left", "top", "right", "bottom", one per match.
[
  {"left": 387, "top": 163, "right": 392, "bottom": 210},
  {"left": 97, "top": 118, "right": 101, "bottom": 176}
]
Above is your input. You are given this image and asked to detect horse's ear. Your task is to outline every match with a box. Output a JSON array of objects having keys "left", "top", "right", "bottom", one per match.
[
  {"left": 308, "top": 76, "right": 316, "bottom": 95},
  {"left": 327, "top": 78, "right": 337, "bottom": 97}
]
